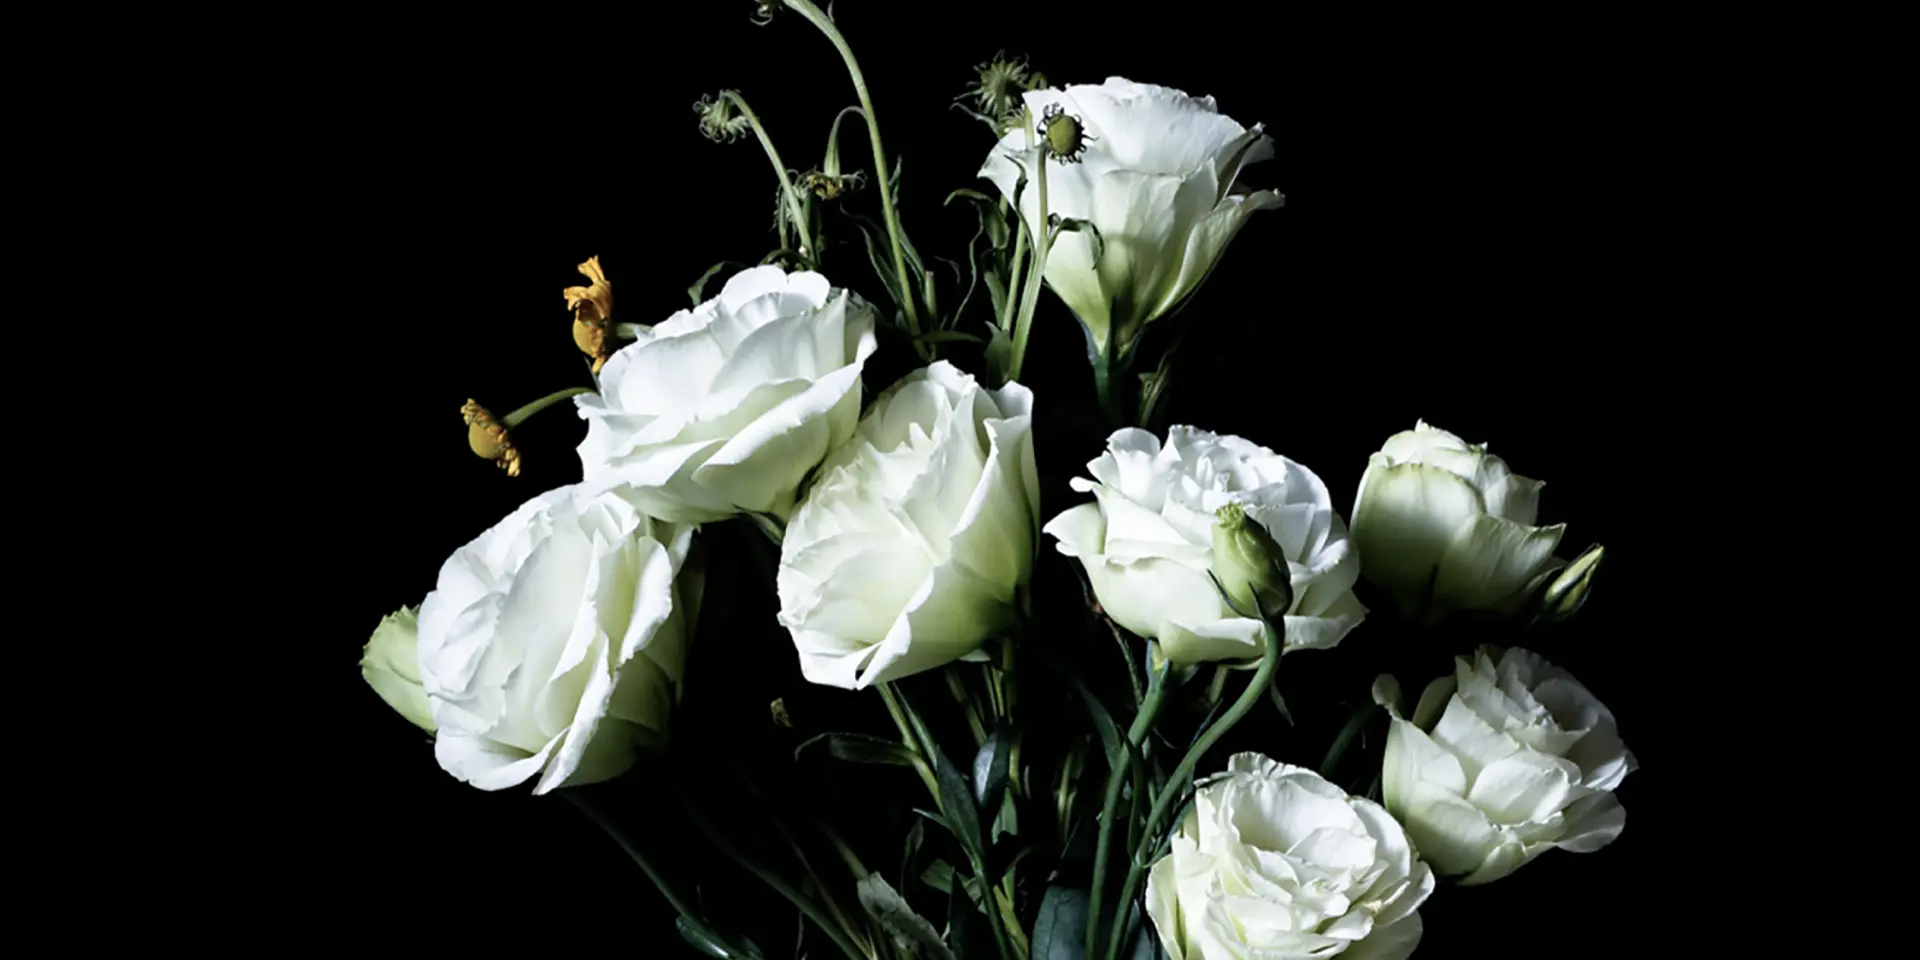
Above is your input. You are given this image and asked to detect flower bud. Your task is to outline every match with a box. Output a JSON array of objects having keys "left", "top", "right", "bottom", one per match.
[
  {"left": 1534, "top": 542, "right": 1604, "bottom": 622},
  {"left": 563, "top": 256, "right": 613, "bottom": 373},
  {"left": 361, "top": 606, "right": 436, "bottom": 733},
  {"left": 461, "top": 399, "right": 521, "bottom": 477},
  {"left": 1210, "top": 501, "right": 1293, "bottom": 621}
]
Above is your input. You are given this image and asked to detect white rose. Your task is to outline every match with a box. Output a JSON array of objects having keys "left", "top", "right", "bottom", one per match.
[
  {"left": 360, "top": 606, "right": 435, "bottom": 734},
  {"left": 416, "top": 483, "right": 700, "bottom": 794},
  {"left": 978, "top": 77, "right": 1284, "bottom": 357},
  {"left": 1147, "top": 754, "right": 1435, "bottom": 960},
  {"left": 574, "top": 265, "right": 878, "bottom": 524},
  {"left": 1045, "top": 426, "right": 1365, "bottom": 664},
  {"left": 1372, "top": 646, "right": 1635, "bottom": 885},
  {"left": 1350, "top": 420, "right": 1565, "bottom": 619},
  {"left": 777, "top": 361, "right": 1039, "bottom": 690}
]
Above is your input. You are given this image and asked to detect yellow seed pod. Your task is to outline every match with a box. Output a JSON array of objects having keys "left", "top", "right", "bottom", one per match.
[{"left": 460, "top": 399, "right": 521, "bottom": 477}]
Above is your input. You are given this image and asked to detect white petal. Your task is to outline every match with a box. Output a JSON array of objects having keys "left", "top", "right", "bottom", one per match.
[
  {"left": 1044, "top": 503, "right": 1108, "bottom": 558},
  {"left": 1433, "top": 515, "right": 1566, "bottom": 613},
  {"left": 1341, "top": 912, "right": 1423, "bottom": 960},
  {"left": 1555, "top": 792, "right": 1627, "bottom": 853},
  {"left": 1351, "top": 458, "right": 1485, "bottom": 608}
]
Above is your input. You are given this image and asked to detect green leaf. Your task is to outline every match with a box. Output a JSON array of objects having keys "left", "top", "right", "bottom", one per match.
[
  {"left": 675, "top": 918, "right": 737, "bottom": 958},
  {"left": 1030, "top": 886, "right": 1090, "bottom": 960},
  {"left": 972, "top": 727, "right": 1012, "bottom": 832},
  {"left": 946, "top": 876, "right": 986, "bottom": 958},
  {"left": 856, "top": 219, "right": 907, "bottom": 309},
  {"left": 794, "top": 732, "right": 918, "bottom": 767},
  {"left": 857, "top": 873, "right": 957, "bottom": 960},
  {"left": 921, "top": 859, "right": 957, "bottom": 894},
  {"left": 902, "top": 816, "right": 926, "bottom": 889},
  {"left": 916, "top": 330, "right": 985, "bottom": 344},
  {"left": 688, "top": 261, "right": 737, "bottom": 306},
  {"left": 984, "top": 321, "right": 1014, "bottom": 385},
  {"left": 930, "top": 737, "right": 987, "bottom": 866}
]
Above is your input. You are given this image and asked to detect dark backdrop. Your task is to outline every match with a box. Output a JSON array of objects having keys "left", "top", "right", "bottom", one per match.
[{"left": 304, "top": 3, "right": 1679, "bottom": 954}]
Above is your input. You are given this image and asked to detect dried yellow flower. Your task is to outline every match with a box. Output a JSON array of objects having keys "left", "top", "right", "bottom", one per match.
[{"left": 564, "top": 256, "right": 614, "bottom": 374}]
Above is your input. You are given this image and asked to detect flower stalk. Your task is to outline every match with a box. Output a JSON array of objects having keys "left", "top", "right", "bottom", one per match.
[
  {"left": 1087, "top": 662, "right": 1167, "bottom": 959},
  {"left": 783, "top": 0, "right": 921, "bottom": 336},
  {"left": 1105, "top": 621, "right": 1282, "bottom": 959},
  {"left": 1008, "top": 138, "right": 1052, "bottom": 383},
  {"left": 717, "top": 90, "right": 817, "bottom": 261}
]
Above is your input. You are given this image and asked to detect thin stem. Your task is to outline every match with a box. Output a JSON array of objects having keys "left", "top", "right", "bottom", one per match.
[
  {"left": 785, "top": 0, "right": 921, "bottom": 336},
  {"left": 1106, "top": 627, "right": 1283, "bottom": 960},
  {"left": 877, "top": 683, "right": 940, "bottom": 796},
  {"left": 720, "top": 90, "right": 816, "bottom": 260},
  {"left": 947, "top": 670, "right": 989, "bottom": 747},
  {"left": 674, "top": 779, "right": 867, "bottom": 960},
  {"left": 563, "top": 790, "right": 733, "bottom": 951},
  {"left": 1087, "top": 668, "right": 1167, "bottom": 960},
  {"left": 1008, "top": 142, "right": 1053, "bottom": 383},
  {"left": 503, "top": 386, "right": 594, "bottom": 428}
]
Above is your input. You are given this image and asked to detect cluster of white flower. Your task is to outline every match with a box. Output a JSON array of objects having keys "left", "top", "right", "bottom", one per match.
[{"left": 360, "top": 60, "right": 1630, "bottom": 960}]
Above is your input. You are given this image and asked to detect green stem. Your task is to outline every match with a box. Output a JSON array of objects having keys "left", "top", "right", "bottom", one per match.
[
  {"left": 720, "top": 90, "right": 816, "bottom": 260},
  {"left": 563, "top": 790, "right": 737, "bottom": 953},
  {"left": 674, "top": 780, "right": 866, "bottom": 960},
  {"left": 877, "top": 683, "right": 940, "bottom": 796},
  {"left": 785, "top": 0, "right": 921, "bottom": 336},
  {"left": 1087, "top": 668, "right": 1167, "bottom": 960},
  {"left": 1007, "top": 142, "right": 1053, "bottom": 383},
  {"left": 503, "top": 387, "right": 594, "bottom": 428},
  {"left": 1106, "top": 627, "right": 1283, "bottom": 960}
]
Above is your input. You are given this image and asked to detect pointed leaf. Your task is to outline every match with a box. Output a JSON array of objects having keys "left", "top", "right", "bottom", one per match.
[
  {"left": 794, "top": 732, "right": 918, "bottom": 767},
  {"left": 675, "top": 918, "right": 736, "bottom": 958},
  {"left": 1031, "top": 885, "right": 1092, "bottom": 960},
  {"left": 972, "top": 726, "right": 1012, "bottom": 820},
  {"left": 858, "top": 873, "right": 957, "bottom": 960}
]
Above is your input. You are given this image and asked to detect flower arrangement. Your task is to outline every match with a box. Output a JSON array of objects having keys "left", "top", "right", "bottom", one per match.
[{"left": 360, "top": 4, "right": 1631, "bottom": 957}]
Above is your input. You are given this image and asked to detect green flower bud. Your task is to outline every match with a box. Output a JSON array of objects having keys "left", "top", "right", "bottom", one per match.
[
  {"left": 361, "top": 606, "right": 436, "bottom": 733},
  {"left": 1210, "top": 501, "right": 1293, "bottom": 621},
  {"left": 1536, "top": 542, "right": 1604, "bottom": 622}
]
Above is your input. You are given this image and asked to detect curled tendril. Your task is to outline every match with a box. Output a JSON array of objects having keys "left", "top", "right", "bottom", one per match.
[{"left": 694, "top": 93, "right": 752, "bottom": 143}]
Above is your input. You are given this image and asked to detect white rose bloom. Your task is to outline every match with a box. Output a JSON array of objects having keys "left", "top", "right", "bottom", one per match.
[
  {"left": 574, "top": 265, "right": 878, "bottom": 524},
  {"left": 1045, "top": 426, "right": 1365, "bottom": 664},
  {"left": 416, "top": 483, "right": 700, "bottom": 794},
  {"left": 778, "top": 361, "right": 1039, "bottom": 690},
  {"left": 1351, "top": 420, "right": 1565, "bottom": 619},
  {"left": 978, "top": 77, "right": 1283, "bottom": 357},
  {"left": 1372, "top": 646, "right": 1635, "bottom": 885},
  {"left": 1147, "top": 754, "right": 1435, "bottom": 960}
]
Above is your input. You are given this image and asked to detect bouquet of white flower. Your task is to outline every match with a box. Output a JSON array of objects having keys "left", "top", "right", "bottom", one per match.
[{"left": 360, "top": 4, "right": 1630, "bottom": 957}]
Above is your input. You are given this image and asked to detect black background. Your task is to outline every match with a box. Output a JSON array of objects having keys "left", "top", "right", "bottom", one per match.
[{"left": 303, "top": 3, "right": 1686, "bottom": 954}]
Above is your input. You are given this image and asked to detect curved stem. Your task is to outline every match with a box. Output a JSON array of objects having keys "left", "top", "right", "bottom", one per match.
[
  {"left": 503, "top": 387, "right": 594, "bottom": 428},
  {"left": 1008, "top": 143, "right": 1052, "bottom": 383},
  {"left": 1105, "top": 627, "right": 1283, "bottom": 960},
  {"left": 674, "top": 779, "right": 866, "bottom": 960},
  {"left": 720, "top": 90, "right": 816, "bottom": 260},
  {"left": 563, "top": 790, "right": 734, "bottom": 951},
  {"left": 1087, "top": 668, "right": 1167, "bottom": 960},
  {"left": 784, "top": 0, "right": 921, "bottom": 336}
]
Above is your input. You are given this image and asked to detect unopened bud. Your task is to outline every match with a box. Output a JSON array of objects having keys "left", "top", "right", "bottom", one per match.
[
  {"left": 1210, "top": 501, "right": 1293, "bottom": 621},
  {"left": 563, "top": 256, "right": 613, "bottom": 374},
  {"left": 1535, "top": 543, "right": 1604, "bottom": 622},
  {"left": 461, "top": 399, "right": 521, "bottom": 477}
]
